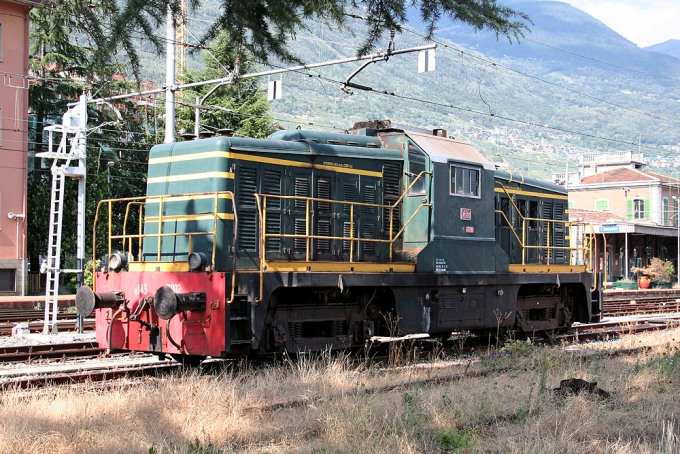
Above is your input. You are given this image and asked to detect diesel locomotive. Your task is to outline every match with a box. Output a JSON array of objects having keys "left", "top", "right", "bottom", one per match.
[{"left": 76, "top": 119, "right": 601, "bottom": 362}]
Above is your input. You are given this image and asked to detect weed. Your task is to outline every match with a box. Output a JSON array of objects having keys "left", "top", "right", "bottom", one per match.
[
  {"left": 83, "top": 259, "right": 100, "bottom": 287},
  {"left": 441, "top": 393, "right": 453, "bottom": 410},
  {"left": 402, "top": 388, "right": 427, "bottom": 436},
  {"left": 438, "top": 426, "right": 474, "bottom": 451},
  {"left": 149, "top": 437, "right": 219, "bottom": 454},
  {"left": 660, "top": 419, "right": 678, "bottom": 452},
  {"left": 538, "top": 350, "right": 549, "bottom": 395},
  {"left": 640, "top": 349, "right": 680, "bottom": 381},
  {"left": 501, "top": 338, "right": 536, "bottom": 357},
  {"left": 32, "top": 302, "right": 43, "bottom": 311},
  {"left": 187, "top": 437, "right": 219, "bottom": 453},
  {"left": 517, "top": 408, "right": 528, "bottom": 423},
  {"left": 493, "top": 308, "right": 512, "bottom": 350},
  {"left": 381, "top": 311, "right": 407, "bottom": 367},
  {"left": 450, "top": 330, "right": 470, "bottom": 357}
]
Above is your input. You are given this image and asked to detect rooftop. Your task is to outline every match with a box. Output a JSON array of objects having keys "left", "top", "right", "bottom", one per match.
[{"left": 578, "top": 168, "right": 680, "bottom": 185}]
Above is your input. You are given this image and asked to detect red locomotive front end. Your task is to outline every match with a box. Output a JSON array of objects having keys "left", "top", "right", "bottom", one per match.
[{"left": 86, "top": 271, "right": 228, "bottom": 359}]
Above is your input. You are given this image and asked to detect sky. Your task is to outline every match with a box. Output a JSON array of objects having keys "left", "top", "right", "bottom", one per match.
[{"left": 559, "top": 0, "right": 680, "bottom": 47}]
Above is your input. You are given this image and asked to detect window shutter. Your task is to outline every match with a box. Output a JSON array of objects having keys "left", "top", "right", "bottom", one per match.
[
  {"left": 627, "top": 199, "right": 633, "bottom": 220},
  {"left": 644, "top": 198, "right": 651, "bottom": 220},
  {"left": 595, "top": 199, "right": 608, "bottom": 211}
]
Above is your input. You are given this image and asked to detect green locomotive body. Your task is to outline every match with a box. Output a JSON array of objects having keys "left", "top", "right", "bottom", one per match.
[{"left": 80, "top": 121, "right": 599, "bottom": 359}]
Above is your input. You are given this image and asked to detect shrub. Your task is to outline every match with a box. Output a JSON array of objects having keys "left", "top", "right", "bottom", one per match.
[
  {"left": 438, "top": 427, "right": 474, "bottom": 451},
  {"left": 631, "top": 258, "right": 675, "bottom": 283}
]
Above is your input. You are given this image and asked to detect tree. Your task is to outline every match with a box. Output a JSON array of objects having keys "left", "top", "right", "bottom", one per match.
[
  {"left": 176, "top": 31, "right": 275, "bottom": 138},
  {"left": 175, "top": 0, "right": 531, "bottom": 62},
  {"left": 27, "top": 2, "right": 159, "bottom": 280},
  {"left": 32, "top": 0, "right": 530, "bottom": 80}
]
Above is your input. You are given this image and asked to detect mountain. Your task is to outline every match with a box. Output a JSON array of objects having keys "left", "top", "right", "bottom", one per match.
[
  {"left": 141, "top": 1, "right": 680, "bottom": 177},
  {"left": 646, "top": 40, "right": 680, "bottom": 61},
  {"left": 411, "top": 1, "right": 680, "bottom": 75}
]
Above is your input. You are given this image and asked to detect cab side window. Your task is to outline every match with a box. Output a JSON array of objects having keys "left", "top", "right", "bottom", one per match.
[
  {"left": 407, "top": 142, "right": 427, "bottom": 194},
  {"left": 450, "top": 164, "right": 480, "bottom": 198}
]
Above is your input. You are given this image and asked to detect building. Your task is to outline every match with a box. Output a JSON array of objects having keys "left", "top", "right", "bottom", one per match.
[
  {"left": 0, "top": 0, "right": 42, "bottom": 295},
  {"left": 563, "top": 152, "right": 680, "bottom": 286}
]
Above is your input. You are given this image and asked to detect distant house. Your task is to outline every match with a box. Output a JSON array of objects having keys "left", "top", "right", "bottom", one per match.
[
  {"left": 0, "top": 0, "right": 43, "bottom": 294},
  {"left": 564, "top": 152, "right": 680, "bottom": 285},
  {"left": 571, "top": 167, "right": 680, "bottom": 226}
]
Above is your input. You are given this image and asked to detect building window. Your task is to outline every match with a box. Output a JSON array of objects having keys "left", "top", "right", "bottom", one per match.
[
  {"left": 663, "top": 197, "right": 669, "bottom": 225},
  {"left": 595, "top": 199, "right": 609, "bottom": 211},
  {"left": 450, "top": 164, "right": 480, "bottom": 197},
  {"left": 633, "top": 198, "right": 645, "bottom": 220},
  {"left": 0, "top": 269, "right": 15, "bottom": 292}
]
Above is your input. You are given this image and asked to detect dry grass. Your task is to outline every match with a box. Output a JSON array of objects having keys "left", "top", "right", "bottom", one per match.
[{"left": 0, "top": 328, "right": 679, "bottom": 453}]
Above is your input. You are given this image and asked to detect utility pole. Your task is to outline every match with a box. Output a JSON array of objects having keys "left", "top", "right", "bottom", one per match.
[
  {"left": 176, "top": 0, "right": 187, "bottom": 76},
  {"left": 164, "top": 5, "right": 176, "bottom": 143}
]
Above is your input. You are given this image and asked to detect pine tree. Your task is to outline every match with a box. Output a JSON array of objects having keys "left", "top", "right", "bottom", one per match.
[
  {"left": 176, "top": 31, "right": 274, "bottom": 138},
  {"left": 27, "top": 2, "right": 159, "bottom": 280},
  {"left": 31, "top": 0, "right": 530, "bottom": 80}
]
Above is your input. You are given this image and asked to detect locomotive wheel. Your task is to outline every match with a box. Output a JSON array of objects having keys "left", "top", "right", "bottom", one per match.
[{"left": 170, "top": 354, "right": 205, "bottom": 367}]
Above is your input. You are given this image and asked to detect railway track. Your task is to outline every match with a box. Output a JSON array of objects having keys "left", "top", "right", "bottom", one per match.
[
  {"left": 568, "top": 317, "right": 680, "bottom": 341},
  {"left": 0, "top": 319, "right": 95, "bottom": 336},
  {"left": 602, "top": 296, "right": 680, "bottom": 316},
  {"left": 0, "top": 308, "right": 94, "bottom": 335},
  {"left": 0, "top": 341, "right": 102, "bottom": 363},
  {"left": 0, "top": 308, "right": 677, "bottom": 390},
  {"left": 0, "top": 354, "right": 180, "bottom": 390}
]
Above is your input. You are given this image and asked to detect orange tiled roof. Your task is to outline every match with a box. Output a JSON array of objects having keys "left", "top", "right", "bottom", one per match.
[
  {"left": 568, "top": 208, "right": 626, "bottom": 224},
  {"left": 579, "top": 168, "right": 680, "bottom": 185}
]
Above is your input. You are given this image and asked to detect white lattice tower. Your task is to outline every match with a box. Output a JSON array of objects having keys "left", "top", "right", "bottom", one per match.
[{"left": 36, "top": 94, "right": 88, "bottom": 334}]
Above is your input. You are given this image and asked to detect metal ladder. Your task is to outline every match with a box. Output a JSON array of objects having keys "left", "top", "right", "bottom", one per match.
[{"left": 43, "top": 166, "right": 68, "bottom": 333}]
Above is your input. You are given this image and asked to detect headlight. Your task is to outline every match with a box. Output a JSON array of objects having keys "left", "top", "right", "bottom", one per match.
[
  {"left": 188, "top": 252, "right": 207, "bottom": 271},
  {"left": 109, "top": 252, "right": 128, "bottom": 272}
]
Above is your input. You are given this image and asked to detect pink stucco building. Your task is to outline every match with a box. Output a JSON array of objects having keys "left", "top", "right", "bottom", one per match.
[{"left": 0, "top": 0, "right": 41, "bottom": 294}]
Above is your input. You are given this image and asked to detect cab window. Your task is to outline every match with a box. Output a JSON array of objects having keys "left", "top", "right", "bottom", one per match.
[{"left": 450, "top": 164, "right": 480, "bottom": 198}]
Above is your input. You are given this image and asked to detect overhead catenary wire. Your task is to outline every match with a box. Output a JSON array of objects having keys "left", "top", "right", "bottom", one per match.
[
  {"left": 396, "top": 27, "right": 680, "bottom": 126},
  {"left": 19, "top": 12, "right": 679, "bottom": 174},
  {"left": 257, "top": 59, "right": 675, "bottom": 153}
]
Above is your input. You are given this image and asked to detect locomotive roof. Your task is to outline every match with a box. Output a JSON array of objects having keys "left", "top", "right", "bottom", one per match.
[
  {"left": 150, "top": 133, "right": 402, "bottom": 161},
  {"left": 269, "top": 129, "right": 383, "bottom": 148},
  {"left": 405, "top": 131, "right": 496, "bottom": 170},
  {"left": 495, "top": 170, "right": 567, "bottom": 195}
]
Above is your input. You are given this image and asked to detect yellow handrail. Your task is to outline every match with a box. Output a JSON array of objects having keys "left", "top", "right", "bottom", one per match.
[
  {"left": 494, "top": 181, "right": 588, "bottom": 267},
  {"left": 253, "top": 171, "right": 432, "bottom": 301},
  {"left": 91, "top": 191, "right": 234, "bottom": 280},
  {"left": 254, "top": 172, "right": 432, "bottom": 263}
]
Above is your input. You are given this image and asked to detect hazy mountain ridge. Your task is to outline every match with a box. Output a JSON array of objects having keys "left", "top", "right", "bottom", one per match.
[
  {"left": 411, "top": 1, "right": 680, "bottom": 76},
  {"left": 139, "top": 0, "right": 680, "bottom": 177},
  {"left": 646, "top": 40, "right": 680, "bottom": 61}
]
